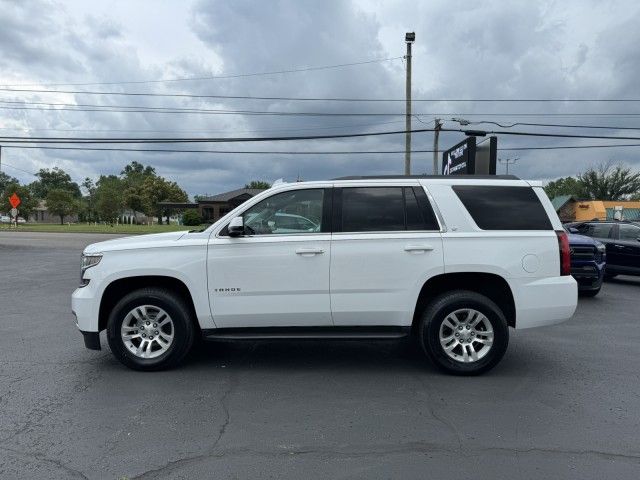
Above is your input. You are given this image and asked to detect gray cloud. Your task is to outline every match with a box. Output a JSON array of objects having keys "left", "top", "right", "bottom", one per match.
[{"left": 1, "top": 0, "right": 640, "bottom": 195}]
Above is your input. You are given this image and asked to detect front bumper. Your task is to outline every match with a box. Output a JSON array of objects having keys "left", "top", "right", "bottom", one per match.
[
  {"left": 571, "top": 262, "right": 606, "bottom": 291},
  {"left": 72, "top": 284, "right": 102, "bottom": 351}
]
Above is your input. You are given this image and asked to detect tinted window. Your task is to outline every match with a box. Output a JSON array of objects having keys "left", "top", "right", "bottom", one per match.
[
  {"left": 340, "top": 187, "right": 439, "bottom": 232},
  {"left": 342, "top": 187, "right": 405, "bottom": 232},
  {"left": 618, "top": 224, "right": 640, "bottom": 241},
  {"left": 576, "top": 223, "right": 614, "bottom": 239},
  {"left": 452, "top": 186, "right": 552, "bottom": 230},
  {"left": 242, "top": 189, "right": 323, "bottom": 235}
]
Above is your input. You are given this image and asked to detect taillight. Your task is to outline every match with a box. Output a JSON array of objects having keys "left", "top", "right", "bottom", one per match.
[{"left": 556, "top": 230, "right": 570, "bottom": 276}]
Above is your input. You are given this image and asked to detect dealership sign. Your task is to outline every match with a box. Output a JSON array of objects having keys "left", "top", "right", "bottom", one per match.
[{"left": 442, "top": 136, "right": 497, "bottom": 175}]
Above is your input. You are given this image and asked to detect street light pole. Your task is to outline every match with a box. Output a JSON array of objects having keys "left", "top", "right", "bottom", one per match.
[
  {"left": 499, "top": 157, "right": 518, "bottom": 174},
  {"left": 404, "top": 32, "right": 415, "bottom": 175}
]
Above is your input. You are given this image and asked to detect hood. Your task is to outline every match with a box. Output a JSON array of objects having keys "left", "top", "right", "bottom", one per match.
[
  {"left": 567, "top": 232, "right": 599, "bottom": 246},
  {"left": 83, "top": 230, "right": 190, "bottom": 254}
]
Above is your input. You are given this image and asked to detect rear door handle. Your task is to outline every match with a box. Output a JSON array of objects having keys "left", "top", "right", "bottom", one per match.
[
  {"left": 404, "top": 244, "right": 434, "bottom": 253},
  {"left": 295, "top": 247, "right": 324, "bottom": 256}
]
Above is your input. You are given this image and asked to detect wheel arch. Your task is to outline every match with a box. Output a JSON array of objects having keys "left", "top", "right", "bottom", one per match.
[
  {"left": 98, "top": 275, "right": 199, "bottom": 332},
  {"left": 412, "top": 272, "right": 516, "bottom": 330}
]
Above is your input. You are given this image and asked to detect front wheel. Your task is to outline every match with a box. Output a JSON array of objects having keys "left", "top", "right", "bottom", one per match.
[
  {"left": 106, "top": 287, "right": 195, "bottom": 371},
  {"left": 418, "top": 290, "right": 509, "bottom": 375},
  {"left": 579, "top": 287, "right": 601, "bottom": 297}
]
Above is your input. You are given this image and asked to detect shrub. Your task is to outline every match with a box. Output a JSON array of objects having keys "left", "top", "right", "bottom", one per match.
[{"left": 182, "top": 209, "right": 203, "bottom": 226}]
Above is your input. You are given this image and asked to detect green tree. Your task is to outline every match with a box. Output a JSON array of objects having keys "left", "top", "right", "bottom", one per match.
[
  {"left": 81, "top": 177, "right": 97, "bottom": 222},
  {"left": 0, "top": 171, "right": 19, "bottom": 194},
  {"left": 544, "top": 176, "right": 585, "bottom": 199},
  {"left": 577, "top": 164, "right": 640, "bottom": 200},
  {"left": 141, "top": 176, "right": 188, "bottom": 224},
  {"left": 45, "top": 189, "right": 79, "bottom": 224},
  {"left": 95, "top": 175, "right": 124, "bottom": 224},
  {"left": 30, "top": 167, "right": 81, "bottom": 199},
  {"left": 120, "top": 161, "right": 158, "bottom": 215},
  {"left": 2, "top": 182, "right": 38, "bottom": 220},
  {"left": 245, "top": 180, "right": 271, "bottom": 189}
]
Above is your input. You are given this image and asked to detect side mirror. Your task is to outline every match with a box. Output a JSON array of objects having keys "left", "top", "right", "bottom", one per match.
[
  {"left": 228, "top": 216, "right": 244, "bottom": 237},
  {"left": 568, "top": 227, "right": 579, "bottom": 234}
]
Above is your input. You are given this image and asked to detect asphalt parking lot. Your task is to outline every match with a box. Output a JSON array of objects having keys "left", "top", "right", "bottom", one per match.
[{"left": 1, "top": 231, "right": 639, "bottom": 479}]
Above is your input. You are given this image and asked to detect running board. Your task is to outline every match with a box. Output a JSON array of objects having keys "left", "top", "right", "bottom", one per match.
[{"left": 202, "top": 326, "right": 411, "bottom": 341}]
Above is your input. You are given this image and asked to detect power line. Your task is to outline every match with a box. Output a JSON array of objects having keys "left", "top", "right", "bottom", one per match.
[
  {"left": 4, "top": 143, "right": 640, "bottom": 155},
  {"left": 0, "top": 57, "right": 403, "bottom": 88},
  {"left": 0, "top": 128, "right": 436, "bottom": 144},
  {"left": 5, "top": 87, "right": 640, "bottom": 103},
  {"left": 8, "top": 127, "right": 640, "bottom": 145},
  {"left": 4, "top": 102, "right": 640, "bottom": 118},
  {"left": 446, "top": 119, "right": 640, "bottom": 131}
]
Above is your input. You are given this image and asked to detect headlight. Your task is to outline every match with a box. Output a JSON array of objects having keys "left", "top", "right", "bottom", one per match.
[
  {"left": 596, "top": 244, "right": 606, "bottom": 253},
  {"left": 80, "top": 253, "right": 102, "bottom": 287}
]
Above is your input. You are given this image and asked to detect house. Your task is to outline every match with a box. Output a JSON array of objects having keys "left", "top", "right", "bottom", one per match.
[
  {"left": 28, "top": 200, "right": 79, "bottom": 224},
  {"left": 157, "top": 187, "right": 267, "bottom": 224},
  {"left": 196, "top": 187, "right": 266, "bottom": 222},
  {"left": 551, "top": 196, "right": 640, "bottom": 222}
]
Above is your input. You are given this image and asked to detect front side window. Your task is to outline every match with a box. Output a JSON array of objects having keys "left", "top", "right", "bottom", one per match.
[
  {"left": 241, "top": 189, "right": 324, "bottom": 235},
  {"left": 618, "top": 224, "right": 640, "bottom": 241}
]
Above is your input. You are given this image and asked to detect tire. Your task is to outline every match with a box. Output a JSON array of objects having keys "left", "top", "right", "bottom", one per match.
[
  {"left": 579, "top": 287, "right": 601, "bottom": 297},
  {"left": 418, "top": 290, "right": 509, "bottom": 376},
  {"left": 106, "top": 287, "right": 195, "bottom": 371},
  {"left": 604, "top": 273, "right": 617, "bottom": 281}
]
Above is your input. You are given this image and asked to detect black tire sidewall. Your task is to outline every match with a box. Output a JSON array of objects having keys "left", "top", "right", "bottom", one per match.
[
  {"left": 106, "top": 289, "right": 194, "bottom": 371},
  {"left": 420, "top": 291, "right": 509, "bottom": 375}
]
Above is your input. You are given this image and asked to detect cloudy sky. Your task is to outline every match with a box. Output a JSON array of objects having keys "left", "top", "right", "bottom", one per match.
[{"left": 1, "top": 0, "right": 640, "bottom": 197}]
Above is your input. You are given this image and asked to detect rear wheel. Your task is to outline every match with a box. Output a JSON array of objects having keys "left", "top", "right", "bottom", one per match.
[
  {"left": 106, "top": 287, "right": 195, "bottom": 371},
  {"left": 418, "top": 290, "right": 509, "bottom": 375}
]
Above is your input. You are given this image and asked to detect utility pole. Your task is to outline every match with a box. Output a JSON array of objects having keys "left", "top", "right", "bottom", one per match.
[
  {"left": 499, "top": 157, "right": 518, "bottom": 174},
  {"left": 433, "top": 118, "right": 442, "bottom": 174},
  {"left": 404, "top": 32, "right": 415, "bottom": 175}
]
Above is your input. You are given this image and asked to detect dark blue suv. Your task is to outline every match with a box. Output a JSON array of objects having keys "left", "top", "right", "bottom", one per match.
[{"left": 565, "top": 227, "right": 606, "bottom": 297}]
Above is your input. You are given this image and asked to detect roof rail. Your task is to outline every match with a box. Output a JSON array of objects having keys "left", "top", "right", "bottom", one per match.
[{"left": 332, "top": 174, "right": 520, "bottom": 180}]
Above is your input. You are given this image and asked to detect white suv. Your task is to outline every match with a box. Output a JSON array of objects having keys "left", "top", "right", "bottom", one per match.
[{"left": 72, "top": 176, "right": 577, "bottom": 375}]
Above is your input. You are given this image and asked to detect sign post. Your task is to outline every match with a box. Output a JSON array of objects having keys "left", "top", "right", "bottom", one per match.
[{"left": 8, "top": 193, "right": 21, "bottom": 228}]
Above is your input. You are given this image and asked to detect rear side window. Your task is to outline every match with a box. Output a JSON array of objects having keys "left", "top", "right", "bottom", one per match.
[
  {"left": 452, "top": 185, "right": 552, "bottom": 230},
  {"left": 575, "top": 223, "right": 614, "bottom": 239},
  {"left": 339, "top": 186, "right": 440, "bottom": 232}
]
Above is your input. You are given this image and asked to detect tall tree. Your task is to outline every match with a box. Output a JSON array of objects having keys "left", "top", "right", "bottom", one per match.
[
  {"left": 45, "top": 188, "right": 79, "bottom": 224},
  {"left": 30, "top": 167, "right": 81, "bottom": 199},
  {"left": 141, "top": 176, "right": 188, "bottom": 224},
  {"left": 95, "top": 175, "right": 124, "bottom": 224},
  {"left": 81, "top": 177, "right": 97, "bottom": 222},
  {"left": 245, "top": 180, "right": 271, "bottom": 189},
  {"left": 578, "top": 164, "right": 640, "bottom": 200},
  {"left": 544, "top": 176, "right": 585, "bottom": 199},
  {"left": 0, "top": 171, "right": 19, "bottom": 194},
  {"left": 121, "top": 161, "right": 157, "bottom": 214}
]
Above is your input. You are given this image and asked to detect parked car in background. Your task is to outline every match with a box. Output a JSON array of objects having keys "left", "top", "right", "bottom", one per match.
[
  {"left": 17, "top": 217, "right": 26, "bottom": 224},
  {"left": 0, "top": 215, "right": 10, "bottom": 224},
  {"left": 566, "top": 220, "right": 640, "bottom": 279},
  {"left": 564, "top": 227, "right": 606, "bottom": 296}
]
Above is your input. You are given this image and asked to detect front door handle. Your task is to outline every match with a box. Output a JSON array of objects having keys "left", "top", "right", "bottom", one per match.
[
  {"left": 295, "top": 247, "right": 325, "bottom": 256},
  {"left": 614, "top": 244, "right": 625, "bottom": 249},
  {"left": 404, "top": 244, "right": 434, "bottom": 253}
]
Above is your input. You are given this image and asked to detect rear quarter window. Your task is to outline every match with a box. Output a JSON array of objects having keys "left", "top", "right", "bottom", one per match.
[{"left": 452, "top": 185, "right": 552, "bottom": 230}]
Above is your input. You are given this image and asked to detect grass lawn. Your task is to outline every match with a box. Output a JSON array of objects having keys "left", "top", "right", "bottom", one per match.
[{"left": 0, "top": 223, "right": 203, "bottom": 235}]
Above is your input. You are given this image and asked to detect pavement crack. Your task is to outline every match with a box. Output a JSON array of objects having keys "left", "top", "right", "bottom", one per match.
[{"left": 0, "top": 445, "right": 89, "bottom": 479}]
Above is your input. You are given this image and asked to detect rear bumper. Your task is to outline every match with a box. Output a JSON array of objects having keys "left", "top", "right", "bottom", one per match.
[{"left": 511, "top": 275, "right": 578, "bottom": 329}]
